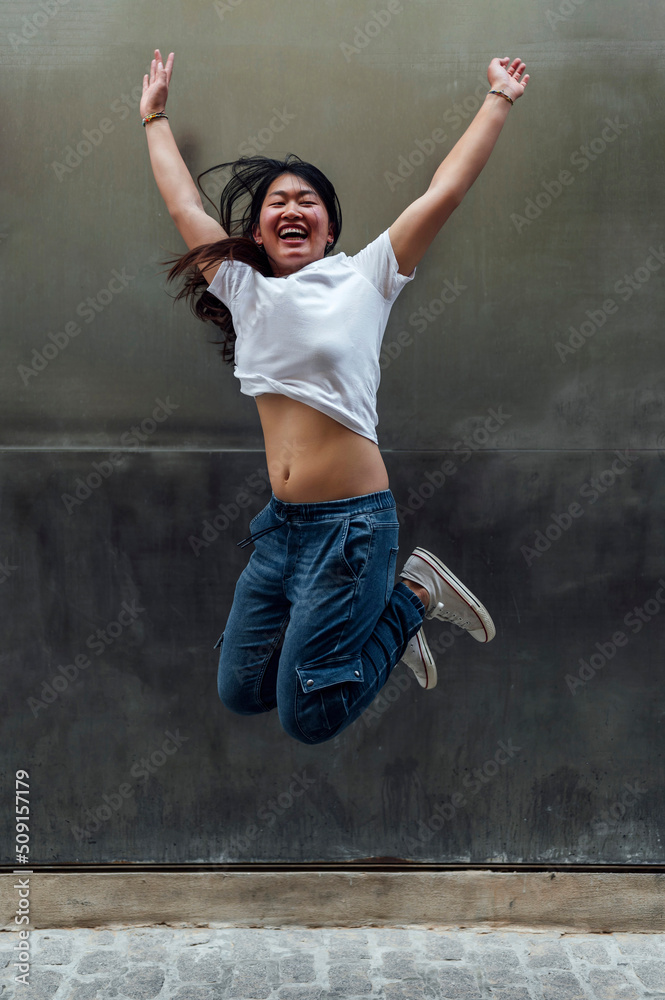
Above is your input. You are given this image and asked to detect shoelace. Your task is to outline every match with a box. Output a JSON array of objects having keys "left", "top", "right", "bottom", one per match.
[{"left": 428, "top": 601, "right": 476, "bottom": 629}]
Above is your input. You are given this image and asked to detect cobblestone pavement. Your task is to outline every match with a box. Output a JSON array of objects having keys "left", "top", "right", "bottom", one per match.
[{"left": 1, "top": 926, "right": 664, "bottom": 1000}]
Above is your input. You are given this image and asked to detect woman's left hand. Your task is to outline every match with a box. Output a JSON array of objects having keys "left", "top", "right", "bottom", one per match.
[{"left": 487, "top": 56, "right": 530, "bottom": 101}]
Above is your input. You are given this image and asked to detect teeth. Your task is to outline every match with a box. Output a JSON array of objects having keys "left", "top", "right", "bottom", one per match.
[{"left": 280, "top": 228, "right": 307, "bottom": 238}]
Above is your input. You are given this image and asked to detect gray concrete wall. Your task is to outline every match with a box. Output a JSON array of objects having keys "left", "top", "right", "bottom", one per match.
[{"left": 1, "top": 1, "right": 663, "bottom": 865}]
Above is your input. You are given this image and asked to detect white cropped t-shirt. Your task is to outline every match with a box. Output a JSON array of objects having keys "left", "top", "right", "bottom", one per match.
[{"left": 206, "top": 229, "right": 416, "bottom": 444}]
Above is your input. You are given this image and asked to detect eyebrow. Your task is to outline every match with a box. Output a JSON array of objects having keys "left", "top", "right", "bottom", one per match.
[{"left": 268, "top": 189, "right": 319, "bottom": 199}]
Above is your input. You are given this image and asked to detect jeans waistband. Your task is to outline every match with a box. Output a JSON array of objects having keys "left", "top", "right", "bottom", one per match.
[
  {"left": 269, "top": 489, "right": 396, "bottom": 520},
  {"left": 236, "top": 490, "right": 396, "bottom": 548}
]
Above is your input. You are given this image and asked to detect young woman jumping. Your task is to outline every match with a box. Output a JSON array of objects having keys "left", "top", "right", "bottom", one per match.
[{"left": 141, "top": 48, "right": 529, "bottom": 745}]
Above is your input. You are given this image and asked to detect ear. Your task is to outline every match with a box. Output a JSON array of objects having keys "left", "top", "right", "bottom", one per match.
[{"left": 252, "top": 222, "right": 261, "bottom": 242}]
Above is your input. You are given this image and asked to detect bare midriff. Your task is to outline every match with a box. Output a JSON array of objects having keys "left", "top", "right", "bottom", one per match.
[{"left": 254, "top": 393, "right": 390, "bottom": 502}]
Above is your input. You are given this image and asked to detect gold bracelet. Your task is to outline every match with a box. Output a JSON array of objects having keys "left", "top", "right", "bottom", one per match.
[{"left": 489, "top": 89, "right": 514, "bottom": 105}]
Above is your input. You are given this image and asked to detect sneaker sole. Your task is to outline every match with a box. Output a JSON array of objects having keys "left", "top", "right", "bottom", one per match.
[
  {"left": 404, "top": 629, "right": 438, "bottom": 689},
  {"left": 411, "top": 547, "right": 496, "bottom": 643}
]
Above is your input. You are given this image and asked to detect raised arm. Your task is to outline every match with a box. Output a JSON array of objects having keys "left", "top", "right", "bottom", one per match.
[
  {"left": 389, "top": 56, "right": 530, "bottom": 276},
  {"left": 141, "top": 49, "right": 228, "bottom": 283}
]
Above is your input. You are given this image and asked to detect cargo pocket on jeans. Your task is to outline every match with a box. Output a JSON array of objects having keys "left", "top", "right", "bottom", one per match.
[
  {"left": 385, "top": 545, "right": 399, "bottom": 605},
  {"left": 295, "top": 654, "right": 365, "bottom": 736}
]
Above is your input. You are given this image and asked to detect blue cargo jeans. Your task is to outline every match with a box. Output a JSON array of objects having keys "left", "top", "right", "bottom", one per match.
[{"left": 215, "top": 489, "right": 427, "bottom": 744}]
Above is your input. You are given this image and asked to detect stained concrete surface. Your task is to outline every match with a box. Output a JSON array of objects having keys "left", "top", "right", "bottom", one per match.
[
  {"left": 2, "top": 926, "right": 665, "bottom": 999},
  {"left": 3, "top": 0, "right": 665, "bottom": 871},
  {"left": 3, "top": 449, "right": 664, "bottom": 865}
]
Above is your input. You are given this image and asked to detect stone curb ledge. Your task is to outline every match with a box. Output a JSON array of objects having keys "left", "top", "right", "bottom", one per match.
[{"left": 2, "top": 871, "right": 663, "bottom": 931}]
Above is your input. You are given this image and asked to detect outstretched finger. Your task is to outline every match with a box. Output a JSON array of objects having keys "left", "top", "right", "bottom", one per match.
[
  {"left": 163, "top": 51, "right": 175, "bottom": 87},
  {"left": 151, "top": 49, "right": 163, "bottom": 83},
  {"left": 154, "top": 51, "right": 172, "bottom": 84}
]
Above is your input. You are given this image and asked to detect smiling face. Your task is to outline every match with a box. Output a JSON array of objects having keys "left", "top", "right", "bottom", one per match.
[{"left": 252, "top": 173, "right": 335, "bottom": 277}]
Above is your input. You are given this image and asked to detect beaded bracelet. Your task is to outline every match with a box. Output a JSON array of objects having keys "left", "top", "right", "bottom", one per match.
[
  {"left": 142, "top": 111, "right": 169, "bottom": 127},
  {"left": 489, "top": 89, "right": 514, "bottom": 105}
]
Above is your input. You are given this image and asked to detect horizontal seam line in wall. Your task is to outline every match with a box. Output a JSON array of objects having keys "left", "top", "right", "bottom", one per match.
[
  {"left": 0, "top": 448, "right": 657, "bottom": 455},
  {"left": 2, "top": 864, "right": 665, "bottom": 874}
]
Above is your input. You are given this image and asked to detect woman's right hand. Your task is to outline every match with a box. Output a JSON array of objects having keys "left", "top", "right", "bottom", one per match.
[{"left": 141, "top": 48, "right": 174, "bottom": 120}]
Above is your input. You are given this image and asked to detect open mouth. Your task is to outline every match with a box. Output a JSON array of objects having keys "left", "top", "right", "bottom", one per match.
[{"left": 278, "top": 227, "right": 308, "bottom": 242}]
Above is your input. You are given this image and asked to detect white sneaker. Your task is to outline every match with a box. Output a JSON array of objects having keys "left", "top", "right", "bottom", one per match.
[
  {"left": 400, "top": 547, "right": 496, "bottom": 643},
  {"left": 399, "top": 627, "right": 437, "bottom": 689}
]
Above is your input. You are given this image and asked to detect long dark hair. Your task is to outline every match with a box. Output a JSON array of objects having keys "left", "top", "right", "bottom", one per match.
[{"left": 162, "top": 154, "right": 343, "bottom": 364}]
